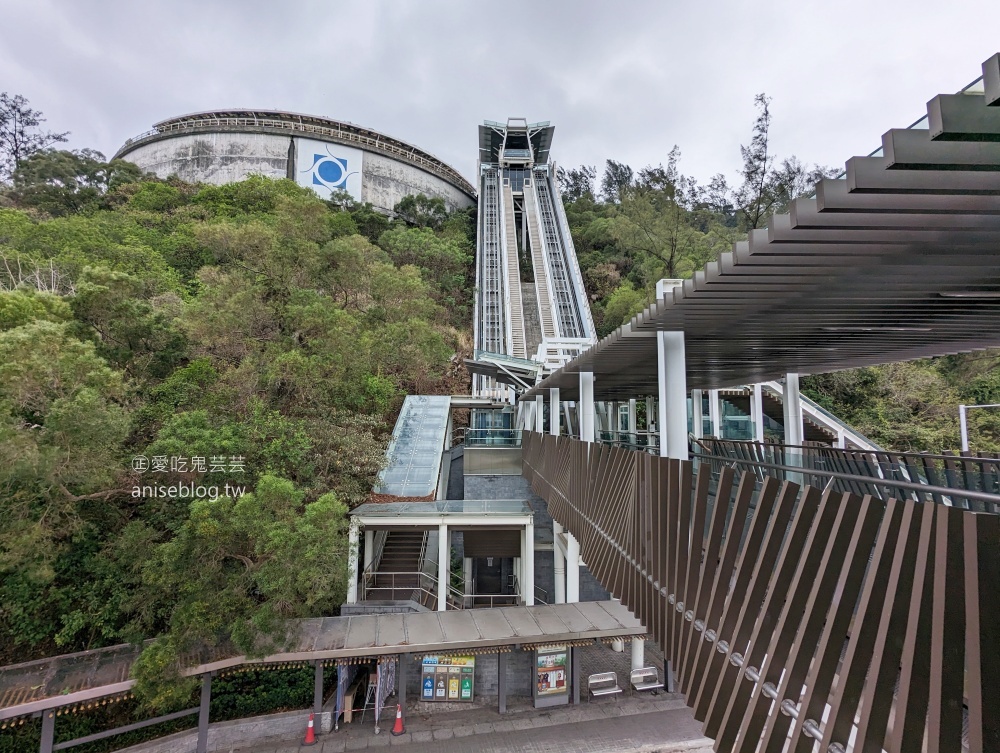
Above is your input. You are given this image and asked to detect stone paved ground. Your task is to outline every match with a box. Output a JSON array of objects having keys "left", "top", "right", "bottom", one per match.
[
  {"left": 234, "top": 690, "right": 713, "bottom": 753},
  {"left": 232, "top": 641, "right": 705, "bottom": 753}
]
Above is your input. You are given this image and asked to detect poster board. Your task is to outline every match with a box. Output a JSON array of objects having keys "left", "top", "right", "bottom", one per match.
[
  {"left": 294, "top": 137, "right": 363, "bottom": 201},
  {"left": 534, "top": 645, "right": 569, "bottom": 708},
  {"left": 420, "top": 655, "right": 475, "bottom": 703}
]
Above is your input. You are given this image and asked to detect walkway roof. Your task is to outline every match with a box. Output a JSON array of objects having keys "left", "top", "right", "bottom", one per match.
[
  {"left": 0, "top": 601, "right": 643, "bottom": 720},
  {"left": 524, "top": 54, "right": 1000, "bottom": 400}
]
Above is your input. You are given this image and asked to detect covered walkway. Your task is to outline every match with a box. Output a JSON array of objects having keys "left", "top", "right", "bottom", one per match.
[{"left": 0, "top": 601, "right": 646, "bottom": 752}]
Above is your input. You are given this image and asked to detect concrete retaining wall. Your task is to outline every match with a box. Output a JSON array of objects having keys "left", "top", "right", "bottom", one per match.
[{"left": 115, "top": 708, "right": 330, "bottom": 753}]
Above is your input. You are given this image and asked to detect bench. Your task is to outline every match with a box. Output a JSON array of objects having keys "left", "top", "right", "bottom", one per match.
[
  {"left": 343, "top": 677, "right": 364, "bottom": 723},
  {"left": 588, "top": 671, "right": 622, "bottom": 700},
  {"left": 630, "top": 666, "right": 664, "bottom": 694}
]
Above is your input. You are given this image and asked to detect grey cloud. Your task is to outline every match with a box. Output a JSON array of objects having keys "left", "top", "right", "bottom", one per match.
[{"left": 1, "top": 0, "right": 998, "bottom": 187}]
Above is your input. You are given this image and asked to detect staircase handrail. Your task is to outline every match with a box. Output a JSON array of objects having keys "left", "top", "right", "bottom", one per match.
[
  {"left": 690, "top": 447, "right": 1000, "bottom": 512},
  {"left": 361, "top": 530, "right": 389, "bottom": 581},
  {"left": 761, "top": 381, "right": 881, "bottom": 451}
]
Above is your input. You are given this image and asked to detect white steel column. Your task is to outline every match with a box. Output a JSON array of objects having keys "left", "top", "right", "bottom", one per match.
[
  {"left": 523, "top": 518, "right": 535, "bottom": 606},
  {"left": 656, "top": 330, "right": 686, "bottom": 691},
  {"left": 551, "top": 385, "right": 566, "bottom": 603},
  {"left": 535, "top": 395, "right": 545, "bottom": 433},
  {"left": 514, "top": 555, "right": 521, "bottom": 599},
  {"left": 363, "top": 529, "right": 374, "bottom": 572},
  {"left": 553, "top": 523, "right": 566, "bottom": 604},
  {"left": 631, "top": 637, "right": 645, "bottom": 672},
  {"left": 628, "top": 398, "right": 637, "bottom": 445},
  {"left": 579, "top": 372, "right": 595, "bottom": 443},
  {"left": 752, "top": 384, "right": 765, "bottom": 442},
  {"left": 709, "top": 389, "right": 722, "bottom": 438},
  {"left": 346, "top": 520, "right": 360, "bottom": 604},
  {"left": 565, "top": 533, "right": 580, "bottom": 603},
  {"left": 463, "top": 557, "right": 473, "bottom": 596},
  {"left": 691, "top": 389, "right": 704, "bottom": 440},
  {"left": 437, "top": 523, "right": 449, "bottom": 612},
  {"left": 568, "top": 373, "right": 594, "bottom": 603},
  {"left": 645, "top": 396, "right": 655, "bottom": 448},
  {"left": 783, "top": 373, "right": 804, "bottom": 447},
  {"left": 657, "top": 332, "right": 689, "bottom": 460}
]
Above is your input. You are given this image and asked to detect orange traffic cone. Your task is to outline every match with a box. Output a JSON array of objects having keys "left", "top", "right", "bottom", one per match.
[
  {"left": 391, "top": 703, "right": 405, "bottom": 736},
  {"left": 303, "top": 712, "right": 317, "bottom": 746}
]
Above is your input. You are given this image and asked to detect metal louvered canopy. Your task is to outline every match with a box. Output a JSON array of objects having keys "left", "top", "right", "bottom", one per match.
[{"left": 525, "top": 54, "right": 1000, "bottom": 401}]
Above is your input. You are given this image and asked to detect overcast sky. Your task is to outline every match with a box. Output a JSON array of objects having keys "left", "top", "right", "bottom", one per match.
[{"left": 2, "top": 0, "right": 998, "bottom": 188}]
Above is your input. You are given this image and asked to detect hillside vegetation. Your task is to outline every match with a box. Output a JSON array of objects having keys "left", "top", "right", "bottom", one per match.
[
  {"left": 2, "top": 90, "right": 999, "bottom": 696},
  {"left": 0, "top": 145, "right": 474, "bottom": 692}
]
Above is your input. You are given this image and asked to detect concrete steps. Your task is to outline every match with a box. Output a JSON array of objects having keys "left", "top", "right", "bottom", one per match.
[
  {"left": 522, "top": 182, "right": 556, "bottom": 338},
  {"left": 521, "top": 282, "right": 543, "bottom": 360},
  {"left": 502, "top": 184, "right": 527, "bottom": 358}
]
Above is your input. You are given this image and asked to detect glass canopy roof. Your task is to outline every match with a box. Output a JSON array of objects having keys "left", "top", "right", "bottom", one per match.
[{"left": 374, "top": 395, "right": 451, "bottom": 497}]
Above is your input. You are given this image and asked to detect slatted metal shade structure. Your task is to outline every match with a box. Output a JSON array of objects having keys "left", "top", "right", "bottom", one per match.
[
  {"left": 522, "top": 431, "right": 999, "bottom": 752},
  {"left": 525, "top": 53, "right": 1000, "bottom": 400}
]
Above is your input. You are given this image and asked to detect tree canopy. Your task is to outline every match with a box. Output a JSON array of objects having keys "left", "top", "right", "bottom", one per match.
[{"left": 0, "top": 142, "right": 474, "bottom": 698}]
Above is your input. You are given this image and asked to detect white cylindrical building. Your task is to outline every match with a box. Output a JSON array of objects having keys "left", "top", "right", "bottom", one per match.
[{"left": 115, "top": 110, "right": 476, "bottom": 214}]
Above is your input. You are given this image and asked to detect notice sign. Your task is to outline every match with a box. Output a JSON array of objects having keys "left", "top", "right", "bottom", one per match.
[
  {"left": 536, "top": 645, "right": 568, "bottom": 697},
  {"left": 420, "top": 656, "right": 475, "bottom": 702}
]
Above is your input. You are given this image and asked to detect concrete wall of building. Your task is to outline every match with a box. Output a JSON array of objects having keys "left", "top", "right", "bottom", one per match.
[
  {"left": 463, "top": 473, "right": 610, "bottom": 604},
  {"left": 120, "top": 132, "right": 474, "bottom": 214},
  {"left": 361, "top": 151, "right": 474, "bottom": 213},
  {"left": 121, "top": 132, "right": 291, "bottom": 186}
]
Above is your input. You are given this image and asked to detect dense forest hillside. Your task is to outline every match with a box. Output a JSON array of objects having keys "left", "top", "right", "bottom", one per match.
[
  {"left": 2, "top": 90, "right": 1000, "bottom": 698},
  {"left": 0, "top": 139, "right": 474, "bottom": 693}
]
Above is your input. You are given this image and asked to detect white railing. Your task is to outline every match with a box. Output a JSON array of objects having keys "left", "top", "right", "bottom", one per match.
[{"left": 533, "top": 337, "right": 592, "bottom": 370}]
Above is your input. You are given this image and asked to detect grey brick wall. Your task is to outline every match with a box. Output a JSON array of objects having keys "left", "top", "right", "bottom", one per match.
[
  {"left": 463, "top": 474, "right": 534, "bottom": 500},
  {"left": 534, "top": 550, "right": 555, "bottom": 604},
  {"left": 579, "top": 565, "right": 612, "bottom": 602}
]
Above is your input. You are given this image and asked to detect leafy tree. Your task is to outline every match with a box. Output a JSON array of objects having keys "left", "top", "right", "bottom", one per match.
[
  {"left": 393, "top": 193, "right": 447, "bottom": 229},
  {"left": 130, "top": 475, "right": 351, "bottom": 707},
  {"left": 734, "top": 93, "right": 776, "bottom": 231},
  {"left": 0, "top": 320, "right": 128, "bottom": 583},
  {"left": 377, "top": 226, "right": 471, "bottom": 320},
  {"left": 0, "top": 172, "right": 467, "bottom": 680},
  {"left": 0, "top": 93, "right": 69, "bottom": 182},
  {"left": 557, "top": 165, "right": 597, "bottom": 201},
  {"left": 600, "top": 160, "right": 634, "bottom": 204},
  {"left": 583, "top": 262, "right": 621, "bottom": 302},
  {"left": 599, "top": 281, "right": 647, "bottom": 337},
  {"left": 0, "top": 288, "right": 71, "bottom": 330},
  {"left": 69, "top": 267, "right": 188, "bottom": 381},
  {"left": 732, "top": 94, "right": 837, "bottom": 231}
]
